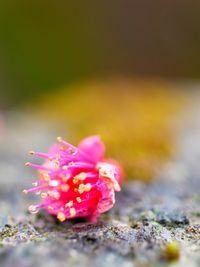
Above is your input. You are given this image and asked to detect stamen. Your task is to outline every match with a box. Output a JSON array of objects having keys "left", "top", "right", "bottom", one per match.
[
  {"left": 78, "top": 183, "right": 92, "bottom": 194},
  {"left": 76, "top": 197, "right": 82, "bottom": 203},
  {"left": 59, "top": 185, "right": 69, "bottom": 192},
  {"left": 57, "top": 137, "right": 92, "bottom": 162},
  {"left": 69, "top": 208, "right": 76, "bottom": 217},
  {"left": 48, "top": 191, "right": 60, "bottom": 200},
  {"left": 43, "top": 173, "right": 51, "bottom": 182},
  {"left": 25, "top": 185, "right": 47, "bottom": 193},
  {"left": 65, "top": 200, "right": 73, "bottom": 208},
  {"left": 28, "top": 205, "right": 38, "bottom": 214},
  {"left": 84, "top": 183, "right": 92, "bottom": 192},
  {"left": 57, "top": 212, "right": 66, "bottom": 222},
  {"left": 32, "top": 151, "right": 52, "bottom": 159},
  {"left": 73, "top": 172, "right": 87, "bottom": 184},
  {"left": 41, "top": 192, "right": 48, "bottom": 198},
  {"left": 78, "top": 184, "right": 85, "bottom": 194},
  {"left": 25, "top": 162, "right": 50, "bottom": 171}
]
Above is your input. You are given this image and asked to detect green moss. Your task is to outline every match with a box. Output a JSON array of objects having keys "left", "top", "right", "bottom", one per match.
[{"left": 0, "top": 225, "right": 18, "bottom": 242}]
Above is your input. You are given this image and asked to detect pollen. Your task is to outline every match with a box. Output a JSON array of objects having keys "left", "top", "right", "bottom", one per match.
[
  {"left": 70, "top": 208, "right": 76, "bottom": 217},
  {"left": 78, "top": 184, "right": 85, "bottom": 194},
  {"left": 59, "top": 184, "right": 69, "bottom": 192},
  {"left": 78, "top": 183, "right": 92, "bottom": 193},
  {"left": 73, "top": 172, "right": 87, "bottom": 184},
  {"left": 48, "top": 191, "right": 60, "bottom": 200},
  {"left": 65, "top": 200, "right": 73, "bottom": 208},
  {"left": 57, "top": 212, "right": 66, "bottom": 222},
  {"left": 43, "top": 173, "right": 50, "bottom": 182},
  {"left": 57, "top": 136, "right": 62, "bottom": 142},
  {"left": 41, "top": 192, "right": 47, "bottom": 198},
  {"left": 76, "top": 197, "right": 82, "bottom": 203},
  {"left": 84, "top": 183, "right": 92, "bottom": 192}
]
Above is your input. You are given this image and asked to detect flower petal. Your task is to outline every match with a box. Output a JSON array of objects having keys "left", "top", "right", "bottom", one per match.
[
  {"left": 97, "top": 162, "right": 121, "bottom": 191},
  {"left": 78, "top": 135, "right": 105, "bottom": 163}
]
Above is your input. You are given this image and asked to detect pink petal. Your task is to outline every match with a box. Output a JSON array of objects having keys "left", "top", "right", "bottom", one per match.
[{"left": 78, "top": 135, "right": 105, "bottom": 163}]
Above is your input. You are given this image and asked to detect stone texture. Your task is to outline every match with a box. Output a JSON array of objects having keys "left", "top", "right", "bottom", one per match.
[{"left": 1, "top": 97, "right": 200, "bottom": 267}]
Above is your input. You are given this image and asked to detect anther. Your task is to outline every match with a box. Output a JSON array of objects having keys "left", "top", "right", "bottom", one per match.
[
  {"left": 65, "top": 200, "right": 73, "bottom": 208},
  {"left": 57, "top": 212, "right": 66, "bottom": 222},
  {"left": 76, "top": 197, "right": 82, "bottom": 203},
  {"left": 69, "top": 208, "right": 76, "bottom": 217},
  {"left": 41, "top": 192, "right": 47, "bottom": 198},
  {"left": 28, "top": 205, "right": 38, "bottom": 214}
]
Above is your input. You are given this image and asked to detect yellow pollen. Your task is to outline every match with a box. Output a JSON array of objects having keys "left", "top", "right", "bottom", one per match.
[
  {"left": 23, "top": 189, "right": 28, "bottom": 194},
  {"left": 65, "top": 200, "right": 73, "bottom": 208},
  {"left": 84, "top": 183, "right": 92, "bottom": 192},
  {"left": 76, "top": 197, "right": 82, "bottom": 203},
  {"left": 57, "top": 212, "right": 66, "bottom": 222},
  {"left": 41, "top": 192, "right": 47, "bottom": 198},
  {"left": 73, "top": 178, "right": 78, "bottom": 184},
  {"left": 60, "top": 184, "right": 69, "bottom": 192},
  {"left": 59, "top": 146, "right": 64, "bottom": 151},
  {"left": 29, "top": 150, "right": 35, "bottom": 155},
  {"left": 73, "top": 172, "right": 87, "bottom": 184},
  {"left": 32, "top": 182, "right": 38, "bottom": 186},
  {"left": 43, "top": 173, "right": 50, "bottom": 182},
  {"left": 78, "top": 184, "right": 85, "bottom": 194},
  {"left": 77, "top": 183, "right": 92, "bottom": 194},
  {"left": 70, "top": 208, "right": 76, "bottom": 217},
  {"left": 48, "top": 191, "right": 60, "bottom": 200},
  {"left": 48, "top": 206, "right": 54, "bottom": 211}
]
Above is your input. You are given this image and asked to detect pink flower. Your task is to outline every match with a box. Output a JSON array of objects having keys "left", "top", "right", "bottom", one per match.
[{"left": 24, "top": 136, "right": 123, "bottom": 222}]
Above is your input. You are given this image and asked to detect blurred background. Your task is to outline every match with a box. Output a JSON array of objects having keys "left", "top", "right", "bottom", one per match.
[{"left": 0, "top": 0, "right": 200, "bottom": 180}]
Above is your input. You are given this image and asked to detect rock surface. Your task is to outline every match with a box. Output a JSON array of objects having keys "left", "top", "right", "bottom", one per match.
[{"left": 1, "top": 98, "right": 200, "bottom": 267}]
